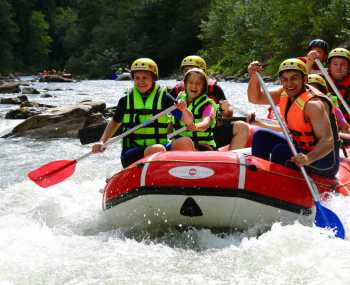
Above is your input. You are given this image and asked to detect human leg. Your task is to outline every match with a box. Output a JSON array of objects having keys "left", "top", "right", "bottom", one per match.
[
  {"left": 270, "top": 143, "right": 293, "bottom": 165},
  {"left": 121, "top": 147, "right": 145, "bottom": 168},
  {"left": 171, "top": 137, "right": 195, "bottom": 151},
  {"left": 252, "top": 128, "right": 287, "bottom": 160},
  {"left": 144, "top": 144, "right": 167, "bottom": 157},
  {"left": 213, "top": 123, "right": 233, "bottom": 148},
  {"left": 229, "top": 121, "right": 250, "bottom": 150}
]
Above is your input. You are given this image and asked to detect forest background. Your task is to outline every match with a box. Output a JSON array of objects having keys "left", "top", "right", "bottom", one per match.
[{"left": 0, "top": 0, "right": 349, "bottom": 78}]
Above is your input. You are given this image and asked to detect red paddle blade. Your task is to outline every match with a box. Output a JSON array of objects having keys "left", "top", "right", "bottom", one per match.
[{"left": 27, "top": 160, "right": 77, "bottom": 188}]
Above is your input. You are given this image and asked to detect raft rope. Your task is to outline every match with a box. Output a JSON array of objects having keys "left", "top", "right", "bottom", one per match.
[{"left": 137, "top": 156, "right": 350, "bottom": 192}]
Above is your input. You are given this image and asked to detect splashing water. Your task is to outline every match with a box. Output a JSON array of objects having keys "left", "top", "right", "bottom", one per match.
[{"left": 1, "top": 80, "right": 350, "bottom": 284}]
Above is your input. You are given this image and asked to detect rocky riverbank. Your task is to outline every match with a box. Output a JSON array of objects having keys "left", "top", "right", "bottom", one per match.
[{"left": 0, "top": 78, "right": 113, "bottom": 139}]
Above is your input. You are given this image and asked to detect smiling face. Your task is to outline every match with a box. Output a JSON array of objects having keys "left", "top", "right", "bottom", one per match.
[
  {"left": 185, "top": 72, "right": 206, "bottom": 101},
  {"left": 133, "top": 70, "right": 154, "bottom": 94},
  {"left": 329, "top": 57, "right": 349, "bottom": 82},
  {"left": 279, "top": 70, "right": 306, "bottom": 99}
]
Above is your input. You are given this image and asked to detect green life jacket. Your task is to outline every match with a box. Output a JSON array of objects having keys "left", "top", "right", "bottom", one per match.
[
  {"left": 122, "top": 84, "right": 170, "bottom": 149},
  {"left": 174, "top": 91, "right": 217, "bottom": 148}
]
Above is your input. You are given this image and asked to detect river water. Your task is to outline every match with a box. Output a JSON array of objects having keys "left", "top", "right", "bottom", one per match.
[{"left": 1, "top": 79, "right": 350, "bottom": 284}]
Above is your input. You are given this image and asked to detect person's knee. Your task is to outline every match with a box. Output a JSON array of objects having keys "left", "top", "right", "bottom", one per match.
[
  {"left": 234, "top": 121, "right": 249, "bottom": 135},
  {"left": 271, "top": 144, "right": 291, "bottom": 164},
  {"left": 252, "top": 128, "right": 265, "bottom": 145},
  {"left": 144, "top": 144, "right": 166, "bottom": 157},
  {"left": 171, "top": 137, "right": 195, "bottom": 151}
]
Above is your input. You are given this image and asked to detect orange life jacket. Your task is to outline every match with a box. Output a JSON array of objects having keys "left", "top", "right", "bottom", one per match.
[{"left": 279, "top": 89, "right": 338, "bottom": 151}]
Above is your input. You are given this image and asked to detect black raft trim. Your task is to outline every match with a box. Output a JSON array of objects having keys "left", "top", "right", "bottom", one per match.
[{"left": 104, "top": 186, "right": 312, "bottom": 216}]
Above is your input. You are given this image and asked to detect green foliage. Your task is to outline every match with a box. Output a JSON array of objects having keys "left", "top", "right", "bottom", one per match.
[
  {"left": 201, "top": 0, "right": 350, "bottom": 76},
  {"left": 28, "top": 11, "right": 52, "bottom": 67},
  {"left": 0, "top": 0, "right": 18, "bottom": 73},
  {"left": 0, "top": 0, "right": 349, "bottom": 77}
]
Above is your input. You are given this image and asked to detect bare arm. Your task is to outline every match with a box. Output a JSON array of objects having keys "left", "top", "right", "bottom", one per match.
[
  {"left": 247, "top": 61, "right": 283, "bottom": 105},
  {"left": 219, "top": 100, "right": 234, "bottom": 118},
  {"left": 304, "top": 50, "right": 319, "bottom": 73},
  {"left": 176, "top": 99, "right": 194, "bottom": 126},
  {"left": 92, "top": 120, "right": 122, "bottom": 153},
  {"left": 188, "top": 116, "right": 212, "bottom": 132},
  {"left": 253, "top": 119, "right": 282, "bottom": 132}
]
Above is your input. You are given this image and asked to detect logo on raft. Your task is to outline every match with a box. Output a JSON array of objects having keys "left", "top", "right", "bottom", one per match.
[{"left": 168, "top": 166, "right": 215, "bottom": 179}]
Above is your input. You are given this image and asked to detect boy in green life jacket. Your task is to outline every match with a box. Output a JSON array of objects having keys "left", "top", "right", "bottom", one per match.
[
  {"left": 171, "top": 68, "right": 217, "bottom": 151},
  {"left": 92, "top": 58, "right": 193, "bottom": 167}
]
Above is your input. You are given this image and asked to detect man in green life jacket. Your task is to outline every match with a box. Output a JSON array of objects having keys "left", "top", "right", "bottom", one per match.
[{"left": 92, "top": 58, "right": 193, "bottom": 168}]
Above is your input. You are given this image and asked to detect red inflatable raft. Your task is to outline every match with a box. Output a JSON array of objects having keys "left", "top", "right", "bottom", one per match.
[{"left": 102, "top": 150, "right": 350, "bottom": 232}]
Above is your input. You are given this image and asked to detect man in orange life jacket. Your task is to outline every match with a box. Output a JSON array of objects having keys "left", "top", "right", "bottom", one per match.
[
  {"left": 247, "top": 58, "right": 340, "bottom": 178},
  {"left": 327, "top": 48, "right": 350, "bottom": 122},
  {"left": 266, "top": 39, "right": 330, "bottom": 119},
  {"left": 169, "top": 55, "right": 251, "bottom": 149}
]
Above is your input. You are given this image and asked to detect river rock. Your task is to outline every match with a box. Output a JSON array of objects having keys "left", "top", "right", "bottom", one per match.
[
  {"left": 84, "top": 112, "right": 107, "bottom": 128},
  {"left": 21, "top": 87, "right": 40, "bottom": 95},
  {"left": 104, "top": 106, "right": 117, "bottom": 118},
  {"left": 0, "top": 82, "right": 21, "bottom": 93},
  {"left": 5, "top": 107, "right": 48, "bottom": 119},
  {"left": 20, "top": 101, "right": 54, "bottom": 108},
  {"left": 40, "top": 93, "right": 54, "bottom": 98},
  {"left": 0, "top": 95, "right": 28, "bottom": 104},
  {"left": 5, "top": 100, "right": 107, "bottom": 138},
  {"left": 79, "top": 100, "right": 106, "bottom": 113}
]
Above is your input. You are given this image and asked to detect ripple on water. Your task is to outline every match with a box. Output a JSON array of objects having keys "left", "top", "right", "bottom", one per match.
[{"left": 1, "top": 80, "right": 350, "bottom": 284}]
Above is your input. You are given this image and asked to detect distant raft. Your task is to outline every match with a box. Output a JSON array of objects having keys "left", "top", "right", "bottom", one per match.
[
  {"left": 116, "top": 72, "right": 132, "bottom": 81},
  {"left": 101, "top": 150, "right": 350, "bottom": 233},
  {"left": 39, "top": 74, "right": 74, "bottom": 83}
]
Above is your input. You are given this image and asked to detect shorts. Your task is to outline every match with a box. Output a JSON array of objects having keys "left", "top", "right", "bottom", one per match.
[
  {"left": 213, "top": 122, "right": 234, "bottom": 148},
  {"left": 121, "top": 142, "right": 172, "bottom": 168}
]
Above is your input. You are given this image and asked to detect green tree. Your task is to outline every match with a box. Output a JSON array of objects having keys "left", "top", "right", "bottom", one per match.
[
  {"left": 201, "top": 0, "right": 350, "bottom": 76},
  {"left": 52, "top": 6, "right": 78, "bottom": 66},
  {"left": 0, "top": 0, "right": 18, "bottom": 73},
  {"left": 26, "top": 10, "right": 52, "bottom": 69}
]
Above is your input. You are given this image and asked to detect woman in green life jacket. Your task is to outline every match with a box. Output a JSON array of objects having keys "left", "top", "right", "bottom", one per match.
[
  {"left": 171, "top": 68, "right": 217, "bottom": 151},
  {"left": 92, "top": 58, "right": 193, "bottom": 167}
]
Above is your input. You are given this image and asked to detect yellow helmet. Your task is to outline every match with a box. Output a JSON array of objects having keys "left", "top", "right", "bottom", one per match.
[
  {"left": 278, "top": 58, "right": 307, "bottom": 76},
  {"left": 131, "top": 58, "right": 159, "bottom": 79},
  {"left": 181, "top": 55, "right": 207, "bottom": 72},
  {"left": 307, "top": 74, "right": 327, "bottom": 89},
  {"left": 327, "top": 48, "right": 350, "bottom": 62},
  {"left": 184, "top": 67, "right": 208, "bottom": 87}
]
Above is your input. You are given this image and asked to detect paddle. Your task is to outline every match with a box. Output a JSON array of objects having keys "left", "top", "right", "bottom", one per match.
[
  {"left": 79, "top": 122, "right": 187, "bottom": 145},
  {"left": 234, "top": 106, "right": 277, "bottom": 124},
  {"left": 78, "top": 121, "right": 118, "bottom": 145},
  {"left": 256, "top": 72, "right": 345, "bottom": 239},
  {"left": 315, "top": 59, "right": 350, "bottom": 115},
  {"left": 78, "top": 116, "right": 250, "bottom": 145},
  {"left": 28, "top": 104, "right": 177, "bottom": 188}
]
